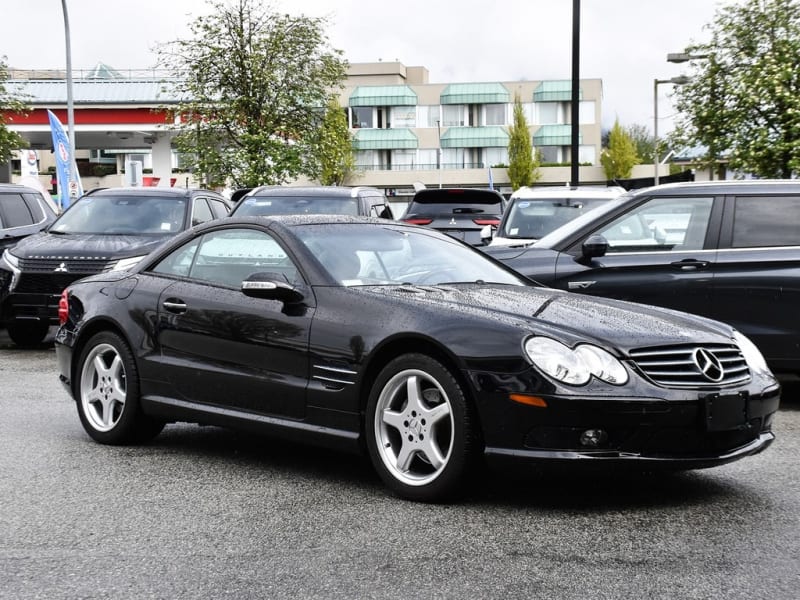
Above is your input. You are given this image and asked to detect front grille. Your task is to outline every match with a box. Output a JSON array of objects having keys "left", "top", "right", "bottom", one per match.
[
  {"left": 15, "top": 273, "right": 92, "bottom": 294},
  {"left": 629, "top": 343, "right": 750, "bottom": 387},
  {"left": 18, "top": 258, "right": 111, "bottom": 273}
]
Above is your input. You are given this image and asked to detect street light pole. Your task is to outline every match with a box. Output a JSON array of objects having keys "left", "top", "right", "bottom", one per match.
[
  {"left": 653, "top": 75, "right": 690, "bottom": 185},
  {"left": 436, "top": 119, "right": 442, "bottom": 189},
  {"left": 61, "top": 0, "right": 76, "bottom": 157}
]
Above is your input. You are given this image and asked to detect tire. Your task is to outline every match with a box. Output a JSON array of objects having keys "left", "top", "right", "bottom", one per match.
[
  {"left": 7, "top": 320, "right": 50, "bottom": 348},
  {"left": 75, "top": 331, "right": 164, "bottom": 445},
  {"left": 365, "top": 353, "right": 478, "bottom": 502}
]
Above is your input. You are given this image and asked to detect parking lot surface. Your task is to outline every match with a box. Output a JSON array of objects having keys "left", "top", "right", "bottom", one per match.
[{"left": 1, "top": 329, "right": 799, "bottom": 599}]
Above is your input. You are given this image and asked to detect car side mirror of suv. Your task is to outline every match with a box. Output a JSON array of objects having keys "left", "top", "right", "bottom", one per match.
[{"left": 580, "top": 234, "right": 609, "bottom": 262}]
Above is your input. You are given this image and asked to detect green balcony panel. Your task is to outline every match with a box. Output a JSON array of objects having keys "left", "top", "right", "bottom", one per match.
[
  {"left": 348, "top": 85, "right": 418, "bottom": 107},
  {"left": 353, "top": 128, "right": 419, "bottom": 150},
  {"left": 440, "top": 126, "right": 509, "bottom": 148},
  {"left": 440, "top": 83, "right": 510, "bottom": 105},
  {"left": 533, "top": 124, "right": 582, "bottom": 146},
  {"left": 533, "top": 80, "right": 583, "bottom": 102}
]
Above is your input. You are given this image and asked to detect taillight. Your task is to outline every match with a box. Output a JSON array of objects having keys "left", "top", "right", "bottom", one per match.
[
  {"left": 473, "top": 218, "right": 500, "bottom": 226},
  {"left": 58, "top": 290, "right": 69, "bottom": 325},
  {"left": 403, "top": 218, "right": 433, "bottom": 225}
]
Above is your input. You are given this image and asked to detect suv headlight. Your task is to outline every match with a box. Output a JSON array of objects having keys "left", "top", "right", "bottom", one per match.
[
  {"left": 524, "top": 336, "right": 628, "bottom": 386},
  {"left": 1, "top": 249, "right": 21, "bottom": 291},
  {"left": 733, "top": 330, "right": 773, "bottom": 378},
  {"left": 109, "top": 255, "right": 146, "bottom": 272}
]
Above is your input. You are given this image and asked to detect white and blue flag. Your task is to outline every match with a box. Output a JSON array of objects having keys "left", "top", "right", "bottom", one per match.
[{"left": 47, "top": 109, "right": 83, "bottom": 209}]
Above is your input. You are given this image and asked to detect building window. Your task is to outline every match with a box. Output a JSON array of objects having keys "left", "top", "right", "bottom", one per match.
[
  {"left": 578, "top": 145, "right": 596, "bottom": 164},
  {"left": 537, "top": 146, "right": 560, "bottom": 163},
  {"left": 535, "top": 102, "right": 561, "bottom": 125},
  {"left": 392, "top": 150, "right": 416, "bottom": 170},
  {"left": 418, "top": 106, "right": 441, "bottom": 128},
  {"left": 351, "top": 107, "right": 373, "bottom": 128},
  {"left": 579, "top": 101, "right": 596, "bottom": 125},
  {"left": 418, "top": 149, "right": 438, "bottom": 169},
  {"left": 442, "top": 105, "right": 465, "bottom": 127},
  {"left": 484, "top": 147, "right": 508, "bottom": 167},
  {"left": 483, "top": 104, "right": 506, "bottom": 126},
  {"left": 390, "top": 106, "right": 416, "bottom": 128}
]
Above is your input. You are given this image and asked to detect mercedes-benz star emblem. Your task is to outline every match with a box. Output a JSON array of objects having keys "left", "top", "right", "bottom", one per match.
[
  {"left": 54, "top": 263, "right": 68, "bottom": 273},
  {"left": 693, "top": 348, "right": 724, "bottom": 382}
]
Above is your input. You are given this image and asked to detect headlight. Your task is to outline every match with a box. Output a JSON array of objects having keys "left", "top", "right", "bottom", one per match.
[
  {"left": 1, "top": 249, "right": 21, "bottom": 291},
  {"left": 733, "top": 330, "right": 772, "bottom": 377},
  {"left": 109, "top": 255, "right": 146, "bottom": 272},
  {"left": 524, "top": 336, "right": 629, "bottom": 386},
  {"left": 1, "top": 249, "right": 20, "bottom": 269}
]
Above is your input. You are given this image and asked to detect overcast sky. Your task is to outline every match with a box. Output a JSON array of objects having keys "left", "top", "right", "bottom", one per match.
[{"left": 1, "top": 0, "right": 738, "bottom": 134}]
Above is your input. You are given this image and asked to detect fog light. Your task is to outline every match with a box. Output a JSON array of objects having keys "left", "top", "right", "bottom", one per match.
[{"left": 579, "top": 428, "right": 608, "bottom": 448}]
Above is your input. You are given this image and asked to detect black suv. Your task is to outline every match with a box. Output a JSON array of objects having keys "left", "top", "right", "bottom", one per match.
[
  {"left": 400, "top": 188, "right": 506, "bottom": 246},
  {"left": 231, "top": 186, "right": 394, "bottom": 219},
  {"left": 484, "top": 180, "right": 800, "bottom": 373},
  {"left": 0, "top": 186, "right": 231, "bottom": 347},
  {"left": 0, "top": 183, "right": 58, "bottom": 252}
]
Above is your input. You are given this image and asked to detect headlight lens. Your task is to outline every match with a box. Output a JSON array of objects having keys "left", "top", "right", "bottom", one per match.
[
  {"left": 110, "top": 255, "right": 146, "bottom": 272},
  {"left": 524, "top": 336, "right": 629, "bottom": 386},
  {"left": 733, "top": 330, "right": 772, "bottom": 377},
  {"left": 1, "top": 249, "right": 20, "bottom": 269}
]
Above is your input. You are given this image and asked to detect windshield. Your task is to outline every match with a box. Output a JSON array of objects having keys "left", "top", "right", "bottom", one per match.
[
  {"left": 533, "top": 196, "right": 631, "bottom": 248},
  {"left": 50, "top": 195, "right": 188, "bottom": 235},
  {"left": 498, "top": 197, "right": 613, "bottom": 239},
  {"left": 234, "top": 195, "right": 359, "bottom": 216},
  {"left": 294, "top": 223, "right": 525, "bottom": 287}
]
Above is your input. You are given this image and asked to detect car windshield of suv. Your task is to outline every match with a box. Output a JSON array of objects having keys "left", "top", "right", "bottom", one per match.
[
  {"left": 234, "top": 195, "right": 359, "bottom": 216},
  {"left": 49, "top": 195, "right": 188, "bottom": 235},
  {"left": 498, "top": 197, "right": 611, "bottom": 239},
  {"left": 294, "top": 223, "right": 525, "bottom": 287}
]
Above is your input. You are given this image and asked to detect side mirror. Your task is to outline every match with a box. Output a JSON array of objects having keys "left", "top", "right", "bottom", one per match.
[
  {"left": 480, "top": 224, "right": 493, "bottom": 245},
  {"left": 242, "top": 272, "right": 304, "bottom": 303},
  {"left": 581, "top": 234, "right": 608, "bottom": 260}
]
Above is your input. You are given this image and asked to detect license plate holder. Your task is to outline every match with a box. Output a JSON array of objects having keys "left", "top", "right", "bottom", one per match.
[{"left": 704, "top": 393, "right": 748, "bottom": 432}]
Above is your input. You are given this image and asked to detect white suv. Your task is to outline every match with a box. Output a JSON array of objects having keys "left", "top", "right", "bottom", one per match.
[{"left": 482, "top": 186, "right": 625, "bottom": 248}]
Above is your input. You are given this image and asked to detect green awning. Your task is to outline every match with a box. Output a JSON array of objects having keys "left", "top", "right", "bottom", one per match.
[
  {"left": 348, "top": 85, "right": 417, "bottom": 107},
  {"left": 440, "top": 83, "right": 510, "bottom": 105},
  {"left": 440, "top": 126, "right": 509, "bottom": 148},
  {"left": 533, "top": 80, "right": 583, "bottom": 102},
  {"left": 353, "top": 128, "right": 418, "bottom": 150},
  {"left": 533, "top": 124, "right": 582, "bottom": 146}
]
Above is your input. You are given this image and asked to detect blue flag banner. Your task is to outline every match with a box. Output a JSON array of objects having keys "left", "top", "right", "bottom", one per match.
[
  {"left": 47, "top": 110, "right": 83, "bottom": 210},
  {"left": 488, "top": 166, "right": 494, "bottom": 190}
]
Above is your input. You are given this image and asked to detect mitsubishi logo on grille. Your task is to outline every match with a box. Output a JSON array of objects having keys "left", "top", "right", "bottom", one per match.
[
  {"left": 449, "top": 217, "right": 457, "bottom": 225},
  {"left": 54, "top": 263, "right": 68, "bottom": 273},
  {"left": 693, "top": 348, "right": 724, "bottom": 382}
]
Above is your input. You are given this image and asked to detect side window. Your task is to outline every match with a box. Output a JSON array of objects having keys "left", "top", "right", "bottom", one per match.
[
  {"left": 732, "top": 195, "right": 800, "bottom": 248},
  {"left": 157, "top": 228, "right": 299, "bottom": 288},
  {"left": 24, "top": 194, "right": 46, "bottom": 222},
  {"left": 209, "top": 199, "right": 230, "bottom": 218},
  {"left": 0, "top": 194, "right": 36, "bottom": 228},
  {"left": 192, "top": 198, "right": 214, "bottom": 226},
  {"left": 596, "top": 196, "right": 713, "bottom": 253}
]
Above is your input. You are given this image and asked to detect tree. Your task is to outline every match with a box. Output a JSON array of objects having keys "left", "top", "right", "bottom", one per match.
[
  {"left": 507, "top": 94, "right": 539, "bottom": 190},
  {"left": 672, "top": 0, "right": 800, "bottom": 178},
  {"left": 0, "top": 56, "right": 29, "bottom": 164},
  {"left": 308, "top": 97, "right": 356, "bottom": 185},
  {"left": 600, "top": 119, "right": 639, "bottom": 180},
  {"left": 157, "top": 0, "right": 347, "bottom": 188}
]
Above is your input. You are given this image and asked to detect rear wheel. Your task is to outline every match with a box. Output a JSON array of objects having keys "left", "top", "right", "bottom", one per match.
[
  {"left": 75, "top": 331, "right": 164, "bottom": 444},
  {"left": 7, "top": 320, "right": 50, "bottom": 347},
  {"left": 365, "top": 353, "right": 478, "bottom": 502}
]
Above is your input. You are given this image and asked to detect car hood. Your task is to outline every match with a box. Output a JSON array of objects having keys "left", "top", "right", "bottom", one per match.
[
  {"left": 362, "top": 284, "right": 733, "bottom": 352},
  {"left": 7, "top": 231, "right": 170, "bottom": 260}
]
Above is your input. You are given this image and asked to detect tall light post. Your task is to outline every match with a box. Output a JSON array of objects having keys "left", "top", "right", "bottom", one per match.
[
  {"left": 653, "top": 75, "right": 689, "bottom": 185},
  {"left": 436, "top": 119, "right": 442, "bottom": 189},
  {"left": 60, "top": 0, "right": 79, "bottom": 201}
]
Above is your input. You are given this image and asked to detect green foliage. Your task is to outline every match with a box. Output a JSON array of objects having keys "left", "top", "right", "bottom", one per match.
[
  {"left": 158, "top": 0, "right": 348, "bottom": 188},
  {"left": 307, "top": 97, "right": 356, "bottom": 185},
  {"left": 507, "top": 94, "right": 540, "bottom": 190},
  {"left": 624, "top": 123, "right": 655, "bottom": 166},
  {"left": 0, "top": 56, "right": 29, "bottom": 163},
  {"left": 672, "top": 0, "right": 800, "bottom": 178},
  {"left": 600, "top": 119, "right": 639, "bottom": 179}
]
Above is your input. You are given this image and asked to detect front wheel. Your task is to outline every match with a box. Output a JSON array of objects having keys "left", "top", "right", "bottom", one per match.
[
  {"left": 365, "top": 353, "right": 478, "bottom": 502},
  {"left": 7, "top": 320, "right": 50, "bottom": 347},
  {"left": 75, "top": 331, "right": 164, "bottom": 445}
]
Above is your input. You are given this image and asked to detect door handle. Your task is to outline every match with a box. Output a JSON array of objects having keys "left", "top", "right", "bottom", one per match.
[
  {"left": 162, "top": 299, "right": 187, "bottom": 314},
  {"left": 670, "top": 259, "right": 709, "bottom": 271}
]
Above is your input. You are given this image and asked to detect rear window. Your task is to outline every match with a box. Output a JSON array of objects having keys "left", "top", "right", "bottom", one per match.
[
  {"left": 499, "top": 197, "right": 610, "bottom": 238},
  {"left": 50, "top": 195, "right": 188, "bottom": 235},
  {"left": 407, "top": 190, "right": 504, "bottom": 215},
  {"left": 234, "top": 195, "right": 358, "bottom": 216}
]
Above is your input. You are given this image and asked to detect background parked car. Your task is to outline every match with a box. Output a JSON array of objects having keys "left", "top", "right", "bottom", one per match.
[
  {"left": 482, "top": 185, "right": 625, "bottom": 247},
  {"left": 0, "top": 186, "right": 231, "bottom": 347},
  {"left": 400, "top": 187, "right": 506, "bottom": 246},
  {"left": 484, "top": 180, "right": 800, "bottom": 374},
  {"left": 56, "top": 215, "right": 778, "bottom": 502},
  {"left": 0, "top": 183, "right": 58, "bottom": 252},
  {"left": 231, "top": 186, "right": 394, "bottom": 219}
]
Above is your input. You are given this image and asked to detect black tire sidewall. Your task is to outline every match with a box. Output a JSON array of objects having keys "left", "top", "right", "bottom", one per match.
[{"left": 365, "top": 353, "right": 475, "bottom": 502}]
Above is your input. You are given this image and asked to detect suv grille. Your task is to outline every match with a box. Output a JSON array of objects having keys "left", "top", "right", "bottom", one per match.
[
  {"left": 628, "top": 343, "right": 750, "bottom": 387},
  {"left": 15, "top": 258, "right": 113, "bottom": 294}
]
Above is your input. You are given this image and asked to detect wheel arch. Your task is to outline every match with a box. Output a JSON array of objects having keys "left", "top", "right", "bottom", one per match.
[{"left": 69, "top": 317, "right": 136, "bottom": 397}]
